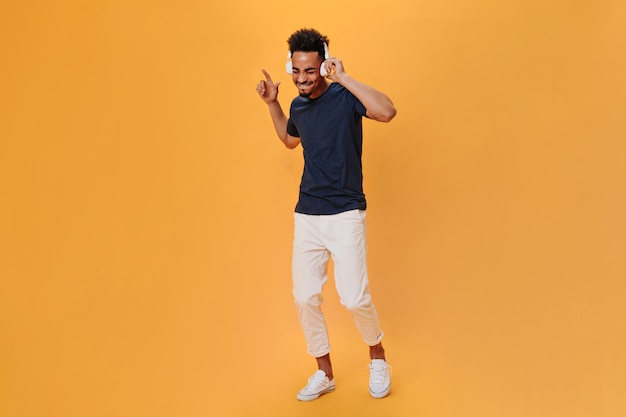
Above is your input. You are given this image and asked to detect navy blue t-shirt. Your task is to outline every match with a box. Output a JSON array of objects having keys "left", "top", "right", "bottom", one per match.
[{"left": 287, "top": 82, "right": 368, "bottom": 215}]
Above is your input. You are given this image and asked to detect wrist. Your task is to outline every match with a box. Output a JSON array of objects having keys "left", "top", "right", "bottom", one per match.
[{"left": 334, "top": 72, "right": 350, "bottom": 84}]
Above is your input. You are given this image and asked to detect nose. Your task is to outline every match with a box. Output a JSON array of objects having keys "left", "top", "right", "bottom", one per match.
[{"left": 297, "top": 72, "right": 307, "bottom": 83}]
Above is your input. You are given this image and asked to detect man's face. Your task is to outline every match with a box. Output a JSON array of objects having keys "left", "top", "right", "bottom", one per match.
[{"left": 291, "top": 51, "right": 326, "bottom": 98}]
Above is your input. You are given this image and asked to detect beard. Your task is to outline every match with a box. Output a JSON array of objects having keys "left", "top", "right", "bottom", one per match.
[{"left": 297, "top": 82, "right": 314, "bottom": 97}]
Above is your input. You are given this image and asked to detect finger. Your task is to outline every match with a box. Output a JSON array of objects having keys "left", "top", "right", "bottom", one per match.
[
  {"left": 322, "top": 61, "right": 335, "bottom": 77},
  {"left": 261, "top": 69, "right": 273, "bottom": 84}
]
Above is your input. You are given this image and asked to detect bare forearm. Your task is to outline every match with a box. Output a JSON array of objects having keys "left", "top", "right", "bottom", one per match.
[
  {"left": 335, "top": 73, "right": 396, "bottom": 122},
  {"left": 267, "top": 101, "right": 300, "bottom": 149},
  {"left": 267, "top": 101, "right": 288, "bottom": 139}
]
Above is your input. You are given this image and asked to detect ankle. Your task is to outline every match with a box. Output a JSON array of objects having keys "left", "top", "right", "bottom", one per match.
[
  {"left": 316, "top": 354, "right": 334, "bottom": 380},
  {"left": 321, "top": 368, "right": 334, "bottom": 380},
  {"left": 369, "top": 343, "right": 386, "bottom": 361}
]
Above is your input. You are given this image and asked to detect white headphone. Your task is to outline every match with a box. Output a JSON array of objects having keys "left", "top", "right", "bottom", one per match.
[{"left": 286, "top": 42, "right": 330, "bottom": 76}]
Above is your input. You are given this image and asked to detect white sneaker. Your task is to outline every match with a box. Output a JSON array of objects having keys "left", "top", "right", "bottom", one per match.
[
  {"left": 296, "top": 370, "right": 335, "bottom": 401},
  {"left": 369, "top": 359, "right": 391, "bottom": 398}
]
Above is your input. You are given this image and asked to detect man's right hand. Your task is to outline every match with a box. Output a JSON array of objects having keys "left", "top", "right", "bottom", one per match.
[{"left": 256, "top": 69, "right": 281, "bottom": 104}]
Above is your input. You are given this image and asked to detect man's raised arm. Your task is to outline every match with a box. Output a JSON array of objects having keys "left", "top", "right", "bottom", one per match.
[
  {"left": 324, "top": 59, "right": 396, "bottom": 123},
  {"left": 256, "top": 69, "right": 301, "bottom": 149}
]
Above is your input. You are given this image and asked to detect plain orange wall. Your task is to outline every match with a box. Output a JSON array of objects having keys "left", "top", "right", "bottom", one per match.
[{"left": 1, "top": 1, "right": 625, "bottom": 417}]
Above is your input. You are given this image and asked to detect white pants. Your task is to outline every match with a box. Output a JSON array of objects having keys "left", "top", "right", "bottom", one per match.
[{"left": 292, "top": 209, "right": 384, "bottom": 357}]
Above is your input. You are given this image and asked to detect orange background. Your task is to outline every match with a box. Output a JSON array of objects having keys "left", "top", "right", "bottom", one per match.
[{"left": 1, "top": 1, "right": 625, "bottom": 416}]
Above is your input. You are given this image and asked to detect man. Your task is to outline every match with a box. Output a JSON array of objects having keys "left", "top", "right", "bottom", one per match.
[{"left": 256, "top": 28, "right": 396, "bottom": 401}]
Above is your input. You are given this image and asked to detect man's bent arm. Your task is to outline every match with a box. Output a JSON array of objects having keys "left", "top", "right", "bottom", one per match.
[
  {"left": 335, "top": 73, "right": 396, "bottom": 122},
  {"left": 324, "top": 59, "right": 396, "bottom": 122},
  {"left": 256, "top": 69, "right": 301, "bottom": 149}
]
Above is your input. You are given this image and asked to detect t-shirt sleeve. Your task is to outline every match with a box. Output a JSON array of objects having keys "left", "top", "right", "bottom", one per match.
[
  {"left": 344, "top": 86, "right": 367, "bottom": 118},
  {"left": 287, "top": 118, "right": 300, "bottom": 137},
  {"left": 355, "top": 97, "right": 367, "bottom": 118}
]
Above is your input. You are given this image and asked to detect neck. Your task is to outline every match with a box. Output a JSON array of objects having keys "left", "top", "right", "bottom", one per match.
[{"left": 310, "top": 79, "right": 330, "bottom": 99}]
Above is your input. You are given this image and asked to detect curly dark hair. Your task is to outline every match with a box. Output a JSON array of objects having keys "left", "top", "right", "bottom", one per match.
[{"left": 287, "top": 28, "right": 329, "bottom": 60}]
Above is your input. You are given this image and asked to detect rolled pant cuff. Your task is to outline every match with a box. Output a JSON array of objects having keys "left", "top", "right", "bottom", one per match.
[
  {"left": 363, "top": 331, "right": 384, "bottom": 347},
  {"left": 308, "top": 346, "right": 331, "bottom": 358}
]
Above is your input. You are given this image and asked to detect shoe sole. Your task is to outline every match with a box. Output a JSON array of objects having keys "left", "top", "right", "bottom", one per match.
[
  {"left": 370, "top": 384, "right": 390, "bottom": 399},
  {"left": 296, "top": 385, "right": 335, "bottom": 401}
]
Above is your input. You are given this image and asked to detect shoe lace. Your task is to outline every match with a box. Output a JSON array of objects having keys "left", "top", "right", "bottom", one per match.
[
  {"left": 306, "top": 372, "right": 328, "bottom": 390},
  {"left": 369, "top": 363, "right": 391, "bottom": 384}
]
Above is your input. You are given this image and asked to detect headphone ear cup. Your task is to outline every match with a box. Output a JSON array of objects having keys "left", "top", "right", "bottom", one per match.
[
  {"left": 320, "top": 43, "right": 330, "bottom": 77},
  {"left": 286, "top": 51, "right": 293, "bottom": 74}
]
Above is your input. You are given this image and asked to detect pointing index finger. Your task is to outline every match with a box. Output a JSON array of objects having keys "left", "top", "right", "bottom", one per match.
[{"left": 261, "top": 69, "right": 273, "bottom": 84}]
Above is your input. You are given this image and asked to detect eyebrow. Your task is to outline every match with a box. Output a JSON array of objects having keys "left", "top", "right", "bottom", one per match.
[{"left": 292, "top": 66, "right": 317, "bottom": 71}]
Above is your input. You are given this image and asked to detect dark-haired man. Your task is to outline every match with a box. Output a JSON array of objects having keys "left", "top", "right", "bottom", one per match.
[{"left": 256, "top": 28, "right": 396, "bottom": 401}]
